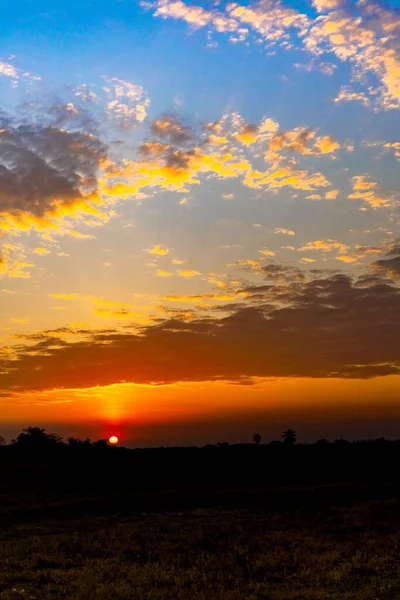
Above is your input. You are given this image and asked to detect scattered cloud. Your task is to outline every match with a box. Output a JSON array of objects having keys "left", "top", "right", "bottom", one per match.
[
  {"left": 32, "top": 247, "right": 51, "bottom": 255},
  {"left": 177, "top": 269, "right": 201, "bottom": 278},
  {"left": 348, "top": 176, "right": 394, "bottom": 209},
  {"left": 275, "top": 228, "right": 295, "bottom": 236},
  {"left": 146, "top": 244, "right": 170, "bottom": 255},
  {"left": 49, "top": 293, "right": 79, "bottom": 300},
  {"left": 325, "top": 189, "right": 339, "bottom": 200},
  {"left": 102, "top": 77, "right": 150, "bottom": 128},
  {"left": 299, "top": 239, "right": 349, "bottom": 254},
  {"left": 0, "top": 244, "right": 33, "bottom": 279},
  {"left": 259, "top": 249, "right": 276, "bottom": 257},
  {"left": 146, "top": 0, "right": 400, "bottom": 111}
]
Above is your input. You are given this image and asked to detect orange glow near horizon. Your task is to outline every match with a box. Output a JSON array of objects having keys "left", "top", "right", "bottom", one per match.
[
  {"left": 108, "top": 435, "right": 119, "bottom": 444},
  {"left": 1, "top": 375, "right": 400, "bottom": 445}
]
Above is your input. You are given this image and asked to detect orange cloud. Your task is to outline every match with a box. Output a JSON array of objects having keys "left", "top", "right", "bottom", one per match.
[
  {"left": 299, "top": 239, "right": 349, "bottom": 253},
  {"left": 0, "top": 244, "right": 33, "bottom": 279},
  {"left": 348, "top": 176, "right": 394, "bottom": 209}
]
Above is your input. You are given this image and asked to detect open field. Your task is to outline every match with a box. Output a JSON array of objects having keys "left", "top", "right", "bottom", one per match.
[{"left": 1, "top": 496, "right": 400, "bottom": 600}]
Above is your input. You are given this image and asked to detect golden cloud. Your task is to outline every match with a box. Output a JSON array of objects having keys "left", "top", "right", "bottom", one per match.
[
  {"left": 348, "top": 176, "right": 394, "bottom": 209},
  {"left": 48, "top": 293, "right": 79, "bottom": 300},
  {"left": 146, "top": 245, "right": 170, "bottom": 255},
  {"left": 299, "top": 239, "right": 349, "bottom": 253}
]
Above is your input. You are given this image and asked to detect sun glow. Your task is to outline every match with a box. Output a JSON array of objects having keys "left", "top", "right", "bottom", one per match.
[{"left": 108, "top": 435, "right": 119, "bottom": 445}]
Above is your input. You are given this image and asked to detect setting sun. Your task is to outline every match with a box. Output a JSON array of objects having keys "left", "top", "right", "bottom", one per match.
[{"left": 108, "top": 436, "right": 119, "bottom": 445}]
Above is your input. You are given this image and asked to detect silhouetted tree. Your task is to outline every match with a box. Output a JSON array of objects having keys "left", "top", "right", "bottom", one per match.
[
  {"left": 282, "top": 429, "right": 296, "bottom": 446},
  {"left": 253, "top": 433, "right": 262, "bottom": 445},
  {"left": 13, "top": 427, "right": 64, "bottom": 448},
  {"left": 67, "top": 437, "right": 92, "bottom": 447},
  {"left": 0, "top": 436, "right": 5, "bottom": 446}
]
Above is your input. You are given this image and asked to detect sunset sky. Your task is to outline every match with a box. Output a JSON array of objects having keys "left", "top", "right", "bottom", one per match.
[{"left": 0, "top": 0, "right": 399, "bottom": 446}]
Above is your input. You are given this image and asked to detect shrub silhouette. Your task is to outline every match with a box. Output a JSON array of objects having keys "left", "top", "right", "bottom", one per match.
[
  {"left": 92, "top": 439, "right": 109, "bottom": 449},
  {"left": 67, "top": 437, "right": 92, "bottom": 447},
  {"left": 253, "top": 433, "right": 262, "bottom": 445},
  {"left": 282, "top": 429, "right": 297, "bottom": 445}
]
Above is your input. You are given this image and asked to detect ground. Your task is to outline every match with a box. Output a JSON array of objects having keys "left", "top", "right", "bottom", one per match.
[{"left": 1, "top": 497, "right": 400, "bottom": 599}]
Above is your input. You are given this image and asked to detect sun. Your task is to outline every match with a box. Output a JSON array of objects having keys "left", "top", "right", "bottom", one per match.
[{"left": 108, "top": 435, "right": 119, "bottom": 445}]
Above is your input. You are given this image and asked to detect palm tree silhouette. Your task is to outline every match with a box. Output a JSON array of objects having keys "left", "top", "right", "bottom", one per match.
[
  {"left": 282, "top": 429, "right": 296, "bottom": 445},
  {"left": 253, "top": 433, "right": 262, "bottom": 445}
]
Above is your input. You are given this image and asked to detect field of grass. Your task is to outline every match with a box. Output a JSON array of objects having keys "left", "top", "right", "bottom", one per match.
[{"left": 1, "top": 497, "right": 400, "bottom": 600}]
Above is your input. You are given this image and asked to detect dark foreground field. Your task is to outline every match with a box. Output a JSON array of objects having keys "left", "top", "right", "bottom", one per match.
[{"left": 1, "top": 494, "right": 400, "bottom": 600}]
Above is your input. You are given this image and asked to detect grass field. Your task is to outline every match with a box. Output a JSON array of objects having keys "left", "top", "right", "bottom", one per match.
[{"left": 1, "top": 496, "right": 400, "bottom": 600}]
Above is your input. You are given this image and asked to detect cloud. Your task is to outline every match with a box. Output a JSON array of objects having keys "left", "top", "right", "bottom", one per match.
[
  {"left": 148, "top": 0, "right": 309, "bottom": 46},
  {"left": 2, "top": 257, "right": 399, "bottom": 391},
  {"left": 234, "top": 124, "right": 259, "bottom": 145},
  {"left": 0, "top": 112, "right": 108, "bottom": 233},
  {"left": 305, "top": 0, "right": 400, "bottom": 110},
  {"left": 0, "top": 244, "right": 33, "bottom": 279},
  {"left": 299, "top": 239, "right": 349, "bottom": 253},
  {"left": 146, "top": 0, "right": 400, "bottom": 110},
  {"left": 163, "top": 291, "right": 246, "bottom": 303},
  {"left": 267, "top": 128, "right": 340, "bottom": 158},
  {"left": 382, "top": 142, "right": 400, "bottom": 161},
  {"left": 32, "top": 247, "right": 51, "bottom": 255},
  {"left": 334, "top": 86, "right": 370, "bottom": 107},
  {"left": 325, "top": 189, "right": 339, "bottom": 200},
  {"left": 102, "top": 77, "right": 150, "bottom": 128},
  {"left": 314, "top": 136, "right": 340, "bottom": 154},
  {"left": 48, "top": 293, "right": 78, "bottom": 300},
  {"left": 151, "top": 0, "right": 215, "bottom": 28},
  {"left": 348, "top": 175, "right": 394, "bottom": 209},
  {"left": 93, "top": 307, "right": 136, "bottom": 318},
  {"left": 366, "top": 140, "right": 400, "bottom": 162},
  {"left": 275, "top": 228, "right": 295, "bottom": 235},
  {"left": 172, "top": 257, "right": 188, "bottom": 265},
  {"left": 150, "top": 113, "right": 196, "bottom": 146},
  {"left": 146, "top": 244, "right": 170, "bottom": 255},
  {"left": 177, "top": 269, "right": 201, "bottom": 278},
  {"left": 0, "top": 59, "right": 41, "bottom": 84},
  {"left": 294, "top": 58, "right": 337, "bottom": 76},
  {"left": 370, "top": 242, "right": 400, "bottom": 281},
  {"left": 0, "top": 61, "right": 19, "bottom": 79}
]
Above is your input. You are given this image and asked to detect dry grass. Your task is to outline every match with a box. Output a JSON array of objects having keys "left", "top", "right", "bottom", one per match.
[{"left": 1, "top": 499, "right": 400, "bottom": 599}]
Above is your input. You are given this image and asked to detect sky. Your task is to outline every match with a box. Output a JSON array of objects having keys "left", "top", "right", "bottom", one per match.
[{"left": 0, "top": 0, "right": 399, "bottom": 446}]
